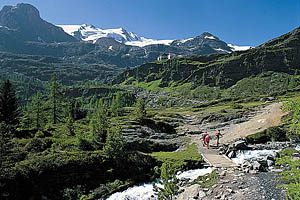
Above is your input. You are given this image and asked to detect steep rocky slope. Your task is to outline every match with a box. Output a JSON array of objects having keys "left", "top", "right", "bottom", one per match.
[{"left": 0, "top": 3, "right": 76, "bottom": 43}]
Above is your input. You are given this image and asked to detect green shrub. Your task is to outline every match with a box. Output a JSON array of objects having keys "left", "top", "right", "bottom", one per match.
[
  {"left": 82, "top": 180, "right": 127, "bottom": 199},
  {"left": 191, "top": 86, "right": 221, "bottom": 101},
  {"left": 78, "top": 137, "right": 94, "bottom": 151},
  {"left": 62, "top": 185, "right": 85, "bottom": 200},
  {"left": 35, "top": 130, "right": 45, "bottom": 138},
  {"left": 24, "top": 138, "right": 52, "bottom": 153},
  {"left": 246, "top": 126, "right": 287, "bottom": 143},
  {"left": 188, "top": 170, "right": 217, "bottom": 189},
  {"left": 153, "top": 162, "right": 179, "bottom": 200},
  {"left": 266, "top": 127, "right": 287, "bottom": 142},
  {"left": 277, "top": 148, "right": 300, "bottom": 200},
  {"left": 278, "top": 148, "right": 299, "bottom": 157},
  {"left": 123, "top": 77, "right": 136, "bottom": 85}
]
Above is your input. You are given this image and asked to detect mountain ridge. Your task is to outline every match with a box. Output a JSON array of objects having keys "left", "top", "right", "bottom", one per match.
[
  {"left": 0, "top": 3, "right": 76, "bottom": 43},
  {"left": 58, "top": 24, "right": 251, "bottom": 51}
]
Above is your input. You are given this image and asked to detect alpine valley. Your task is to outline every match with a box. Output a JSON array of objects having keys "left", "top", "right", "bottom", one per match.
[{"left": 1, "top": 3, "right": 300, "bottom": 200}]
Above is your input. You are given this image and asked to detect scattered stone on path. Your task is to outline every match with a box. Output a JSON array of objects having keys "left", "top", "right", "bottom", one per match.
[
  {"left": 198, "top": 190, "right": 206, "bottom": 198},
  {"left": 220, "top": 170, "right": 227, "bottom": 176}
]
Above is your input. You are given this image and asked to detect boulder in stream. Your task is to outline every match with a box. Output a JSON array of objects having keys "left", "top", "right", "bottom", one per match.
[
  {"left": 252, "top": 161, "right": 262, "bottom": 171},
  {"left": 232, "top": 140, "right": 252, "bottom": 150}
]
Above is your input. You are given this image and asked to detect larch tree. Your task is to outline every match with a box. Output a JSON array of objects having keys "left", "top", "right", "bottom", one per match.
[
  {"left": 103, "top": 126, "right": 125, "bottom": 159},
  {"left": 32, "top": 92, "right": 44, "bottom": 130},
  {"left": 89, "top": 99, "right": 109, "bottom": 144},
  {"left": 48, "top": 73, "right": 64, "bottom": 125},
  {"left": 135, "top": 97, "right": 146, "bottom": 120}
]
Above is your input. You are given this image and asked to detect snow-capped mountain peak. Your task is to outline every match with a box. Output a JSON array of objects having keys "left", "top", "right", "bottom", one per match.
[
  {"left": 58, "top": 24, "right": 174, "bottom": 47},
  {"left": 57, "top": 24, "right": 142, "bottom": 44},
  {"left": 58, "top": 24, "right": 252, "bottom": 51}
]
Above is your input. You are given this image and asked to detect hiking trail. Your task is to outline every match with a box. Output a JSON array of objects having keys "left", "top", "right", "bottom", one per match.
[{"left": 181, "top": 102, "right": 284, "bottom": 167}]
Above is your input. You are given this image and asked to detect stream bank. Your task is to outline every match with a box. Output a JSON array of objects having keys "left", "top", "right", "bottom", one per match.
[{"left": 202, "top": 168, "right": 286, "bottom": 200}]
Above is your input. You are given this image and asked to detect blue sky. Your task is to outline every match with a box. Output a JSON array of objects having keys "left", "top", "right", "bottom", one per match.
[{"left": 0, "top": 0, "right": 299, "bottom": 46}]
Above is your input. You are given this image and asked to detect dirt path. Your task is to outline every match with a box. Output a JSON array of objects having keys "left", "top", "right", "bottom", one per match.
[{"left": 221, "top": 102, "right": 284, "bottom": 143}]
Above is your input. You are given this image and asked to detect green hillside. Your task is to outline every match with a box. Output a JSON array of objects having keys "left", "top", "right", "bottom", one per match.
[{"left": 113, "top": 26, "right": 300, "bottom": 100}]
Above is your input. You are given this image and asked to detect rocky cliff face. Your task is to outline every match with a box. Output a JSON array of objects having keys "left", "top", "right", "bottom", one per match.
[{"left": 0, "top": 3, "right": 76, "bottom": 43}]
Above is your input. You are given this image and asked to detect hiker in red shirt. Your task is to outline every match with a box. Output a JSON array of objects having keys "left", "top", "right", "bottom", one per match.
[{"left": 205, "top": 133, "right": 210, "bottom": 149}]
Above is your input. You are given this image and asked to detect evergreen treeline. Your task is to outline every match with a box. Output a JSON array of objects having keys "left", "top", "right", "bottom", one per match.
[{"left": 0, "top": 73, "right": 137, "bottom": 169}]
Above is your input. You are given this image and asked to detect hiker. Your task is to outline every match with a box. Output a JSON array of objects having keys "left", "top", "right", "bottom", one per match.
[
  {"left": 215, "top": 130, "right": 222, "bottom": 147},
  {"left": 202, "top": 132, "right": 207, "bottom": 147},
  {"left": 205, "top": 133, "right": 210, "bottom": 149}
]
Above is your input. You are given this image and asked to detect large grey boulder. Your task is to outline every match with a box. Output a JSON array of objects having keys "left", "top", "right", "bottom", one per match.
[
  {"left": 232, "top": 140, "right": 251, "bottom": 150},
  {"left": 176, "top": 184, "right": 205, "bottom": 200}
]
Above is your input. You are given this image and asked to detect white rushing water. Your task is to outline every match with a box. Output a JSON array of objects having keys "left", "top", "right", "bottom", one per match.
[
  {"left": 106, "top": 182, "right": 160, "bottom": 200},
  {"left": 176, "top": 168, "right": 213, "bottom": 181},
  {"left": 106, "top": 167, "right": 212, "bottom": 200},
  {"left": 231, "top": 150, "right": 279, "bottom": 164}
]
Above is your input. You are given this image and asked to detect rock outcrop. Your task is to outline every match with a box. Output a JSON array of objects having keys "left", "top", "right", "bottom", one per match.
[
  {"left": 122, "top": 118, "right": 183, "bottom": 152},
  {"left": 0, "top": 3, "right": 76, "bottom": 43}
]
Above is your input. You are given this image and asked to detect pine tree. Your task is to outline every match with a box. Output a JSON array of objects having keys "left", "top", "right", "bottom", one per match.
[
  {"left": 0, "top": 80, "right": 19, "bottom": 128},
  {"left": 32, "top": 92, "right": 44, "bottom": 130},
  {"left": 48, "top": 73, "right": 64, "bottom": 125}
]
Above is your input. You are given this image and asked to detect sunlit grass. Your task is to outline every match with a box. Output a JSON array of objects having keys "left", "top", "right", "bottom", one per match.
[{"left": 148, "top": 142, "right": 202, "bottom": 169}]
